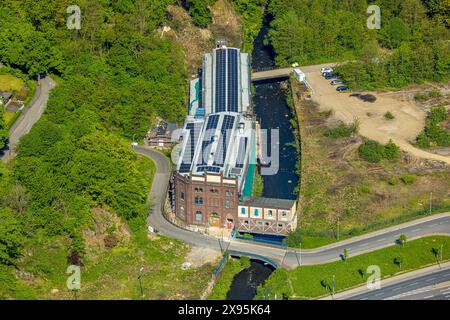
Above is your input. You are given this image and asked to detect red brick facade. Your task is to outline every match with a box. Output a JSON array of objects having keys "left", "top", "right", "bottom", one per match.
[{"left": 174, "top": 172, "right": 239, "bottom": 229}]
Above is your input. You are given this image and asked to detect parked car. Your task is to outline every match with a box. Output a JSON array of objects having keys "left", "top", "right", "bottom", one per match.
[
  {"left": 330, "top": 79, "right": 343, "bottom": 85},
  {"left": 336, "top": 85, "right": 350, "bottom": 92},
  {"left": 321, "top": 67, "right": 333, "bottom": 74},
  {"left": 324, "top": 73, "right": 338, "bottom": 80}
]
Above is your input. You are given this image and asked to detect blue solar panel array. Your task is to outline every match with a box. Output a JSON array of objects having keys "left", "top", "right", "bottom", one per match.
[
  {"left": 227, "top": 49, "right": 239, "bottom": 113},
  {"left": 235, "top": 137, "right": 248, "bottom": 168},
  {"left": 197, "top": 166, "right": 221, "bottom": 173},
  {"left": 179, "top": 122, "right": 201, "bottom": 173},
  {"left": 215, "top": 49, "right": 227, "bottom": 113},
  {"left": 213, "top": 115, "right": 235, "bottom": 166},
  {"left": 198, "top": 115, "right": 219, "bottom": 165}
]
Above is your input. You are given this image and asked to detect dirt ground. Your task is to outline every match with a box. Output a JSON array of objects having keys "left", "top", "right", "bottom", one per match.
[
  {"left": 292, "top": 79, "right": 450, "bottom": 233},
  {"left": 184, "top": 246, "right": 222, "bottom": 268},
  {"left": 163, "top": 0, "right": 242, "bottom": 74},
  {"left": 305, "top": 71, "right": 450, "bottom": 165}
]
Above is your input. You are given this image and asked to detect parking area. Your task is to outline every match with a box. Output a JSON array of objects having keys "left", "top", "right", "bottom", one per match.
[{"left": 302, "top": 69, "right": 450, "bottom": 164}]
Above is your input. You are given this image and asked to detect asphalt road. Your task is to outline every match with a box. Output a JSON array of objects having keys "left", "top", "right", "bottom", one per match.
[
  {"left": 348, "top": 267, "right": 450, "bottom": 300},
  {"left": 135, "top": 146, "right": 450, "bottom": 269},
  {"left": 1, "top": 76, "right": 55, "bottom": 162}
]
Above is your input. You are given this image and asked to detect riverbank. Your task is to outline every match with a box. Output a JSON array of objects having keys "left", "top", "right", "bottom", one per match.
[{"left": 256, "top": 235, "right": 450, "bottom": 299}]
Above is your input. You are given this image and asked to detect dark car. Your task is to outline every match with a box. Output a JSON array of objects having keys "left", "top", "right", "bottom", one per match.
[
  {"left": 324, "top": 73, "right": 338, "bottom": 80},
  {"left": 336, "top": 85, "right": 350, "bottom": 92}
]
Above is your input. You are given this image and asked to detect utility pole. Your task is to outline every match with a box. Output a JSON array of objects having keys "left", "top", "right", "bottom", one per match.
[
  {"left": 429, "top": 192, "right": 433, "bottom": 215},
  {"left": 138, "top": 267, "right": 144, "bottom": 298}
]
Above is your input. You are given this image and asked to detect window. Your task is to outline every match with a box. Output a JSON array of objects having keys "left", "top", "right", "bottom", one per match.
[
  {"left": 240, "top": 207, "right": 246, "bottom": 216},
  {"left": 195, "top": 211, "right": 202, "bottom": 222},
  {"left": 265, "top": 222, "right": 270, "bottom": 226},
  {"left": 194, "top": 196, "right": 203, "bottom": 205},
  {"left": 180, "top": 192, "right": 185, "bottom": 201},
  {"left": 210, "top": 189, "right": 219, "bottom": 194},
  {"left": 278, "top": 223, "right": 284, "bottom": 228},
  {"left": 281, "top": 211, "right": 288, "bottom": 218},
  {"left": 225, "top": 190, "right": 234, "bottom": 196},
  {"left": 225, "top": 200, "right": 230, "bottom": 208},
  {"left": 267, "top": 210, "right": 273, "bottom": 217},
  {"left": 244, "top": 220, "right": 249, "bottom": 225},
  {"left": 257, "top": 221, "right": 262, "bottom": 225},
  {"left": 254, "top": 209, "right": 259, "bottom": 217},
  {"left": 194, "top": 187, "right": 203, "bottom": 193}
]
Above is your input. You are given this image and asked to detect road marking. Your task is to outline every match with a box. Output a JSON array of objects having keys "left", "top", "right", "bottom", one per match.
[
  {"left": 412, "top": 228, "right": 421, "bottom": 232},
  {"left": 424, "top": 295, "right": 434, "bottom": 299},
  {"left": 392, "top": 287, "right": 404, "bottom": 291},
  {"left": 374, "top": 292, "right": 384, "bottom": 297},
  {"left": 376, "top": 238, "right": 386, "bottom": 242},
  {"left": 358, "top": 243, "right": 369, "bottom": 247},
  {"left": 440, "top": 290, "right": 450, "bottom": 295},
  {"left": 426, "top": 277, "right": 436, "bottom": 282},
  {"left": 407, "top": 282, "right": 419, "bottom": 287}
]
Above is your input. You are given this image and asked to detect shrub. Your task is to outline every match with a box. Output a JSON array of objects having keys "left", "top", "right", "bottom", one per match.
[
  {"left": 400, "top": 174, "right": 417, "bottom": 185},
  {"left": 240, "top": 256, "right": 251, "bottom": 269},
  {"left": 384, "top": 139, "right": 400, "bottom": 160},
  {"left": 325, "top": 122, "right": 358, "bottom": 138},
  {"left": 429, "top": 105, "right": 448, "bottom": 124},
  {"left": 358, "top": 140, "right": 385, "bottom": 163},
  {"left": 384, "top": 111, "right": 395, "bottom": 120}
]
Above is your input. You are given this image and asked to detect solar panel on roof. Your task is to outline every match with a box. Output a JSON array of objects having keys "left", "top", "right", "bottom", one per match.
[
  {"left": 197, "top": 166, "right": 221, "bottom": 173},
  {"left": 236, "top": 137, "right": 248, "bottom": 168},
  {"left": 198, "top": 115, "right": 219, "bottom": 165},
  {"left": 227, "top": 49, "right": 238, "bottom": 113},
  {"left": 213, "top": 115, "right": 235, "bottom": 166},
  {"left": 215, "top": 49, "right": 227, "bottom": 113},
  {"left": 179, "top": 122, "right": 201, "bottom": 173}
]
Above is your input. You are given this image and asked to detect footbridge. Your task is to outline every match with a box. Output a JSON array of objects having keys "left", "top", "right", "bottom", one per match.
[{"left": 251, "top": 67, "right": 293, "bottom": 82}]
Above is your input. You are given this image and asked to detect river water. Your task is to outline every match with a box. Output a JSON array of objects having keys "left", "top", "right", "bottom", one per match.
[
  {"left": 252, "top": 14, "right": 299, "bottom": 200},
  {"left": 226, "top": 13, "right": 300, "bottom": 300}
]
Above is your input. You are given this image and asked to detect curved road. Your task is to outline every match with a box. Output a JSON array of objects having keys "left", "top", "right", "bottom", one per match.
[
  {"left": 1, "top": 76, "right": 55, "bottom": 162},
  {"left": 136, "top": 146, "right": 450, "bottom": 269}
]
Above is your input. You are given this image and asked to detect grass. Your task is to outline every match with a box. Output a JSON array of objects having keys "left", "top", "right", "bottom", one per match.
[
  {"left": 208, "top": 257, "right": 243, "bottom": 300},
  {"left": 3, "top": 110, "right": 16, "bottom": 126},
  {"left": 258, "top": 236, "right": 450, "bottom": 299},
  {"left": 0, "top": 74, "right": 25, "bottom": 93}
]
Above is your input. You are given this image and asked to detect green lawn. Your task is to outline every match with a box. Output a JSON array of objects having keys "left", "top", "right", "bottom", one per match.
[
  {"left": 257, "top": 236, "right": 450, "bottom": 300},
  {"left": 0, "top": 74, "right": 24, "bottom": 92}
]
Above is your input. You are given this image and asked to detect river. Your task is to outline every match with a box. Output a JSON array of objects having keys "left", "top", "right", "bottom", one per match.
[{"left": 226, "top": 12, "right": 300, "bottom": 300}]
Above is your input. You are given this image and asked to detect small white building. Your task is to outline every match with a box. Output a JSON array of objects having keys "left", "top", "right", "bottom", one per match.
[{"left": 293, "top": 68, "right": 305, "bottom": 82}]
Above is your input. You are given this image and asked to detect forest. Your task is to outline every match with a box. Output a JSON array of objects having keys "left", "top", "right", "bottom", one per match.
[
  {"left": 0, "top": 0, "right": 192, "bottom": 298},
  {"left": 268, "top": 0, "right": 450, "bottom": 88}
]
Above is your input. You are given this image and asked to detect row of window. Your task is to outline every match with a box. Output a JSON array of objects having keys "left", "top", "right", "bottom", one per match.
[
  {"left": 242, "top": 220, "right": 285, "bottom": 228},
  {"left": 194, "top": 196, "right": 233, "bottom": 208},
  {"left": 240, "top": 208, "right": 288, "bottom": 219},
  {"left": 193, "top": 188, "right": 234, "bottom": 196}
]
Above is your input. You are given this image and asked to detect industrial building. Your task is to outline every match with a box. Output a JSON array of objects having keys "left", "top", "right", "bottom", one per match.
[{"left": 172, "top": 46, "right": 297, "bottom": 236}]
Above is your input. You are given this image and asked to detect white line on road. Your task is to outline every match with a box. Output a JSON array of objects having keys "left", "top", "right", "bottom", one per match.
[
  {"left": 412, "top": 228, "right": 422, "bottom": 232},
  {"left": 425, "top": 277, "right": 436, "bottom": 282},
  {"left": 424, "top": 295, "right": 434, "bottom": 299}
]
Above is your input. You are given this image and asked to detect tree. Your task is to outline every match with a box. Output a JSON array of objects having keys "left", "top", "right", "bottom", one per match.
[
  {"left": 382, "top": 17, "right": 410, "bottom": 49},
  {"left": 343, "top": 248, "right": 348, "bottom": 262},
  {"left": 384, "top": 139, "right": 400, "bottom": 160},
  {"left": 399, "top": 234, "right": 407, "bottom": 247},
  {"left": 0, "top": 208, "right": 23, "bottom": 265},
  {"left": 187, "top": 0, "right": 213, "bottom": 28},
  {"left": 394, "top": 256, "right": 403, "bottom": 269},
  {"left": 0, "top": 106, "right": 8, "bottom": 150}
]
